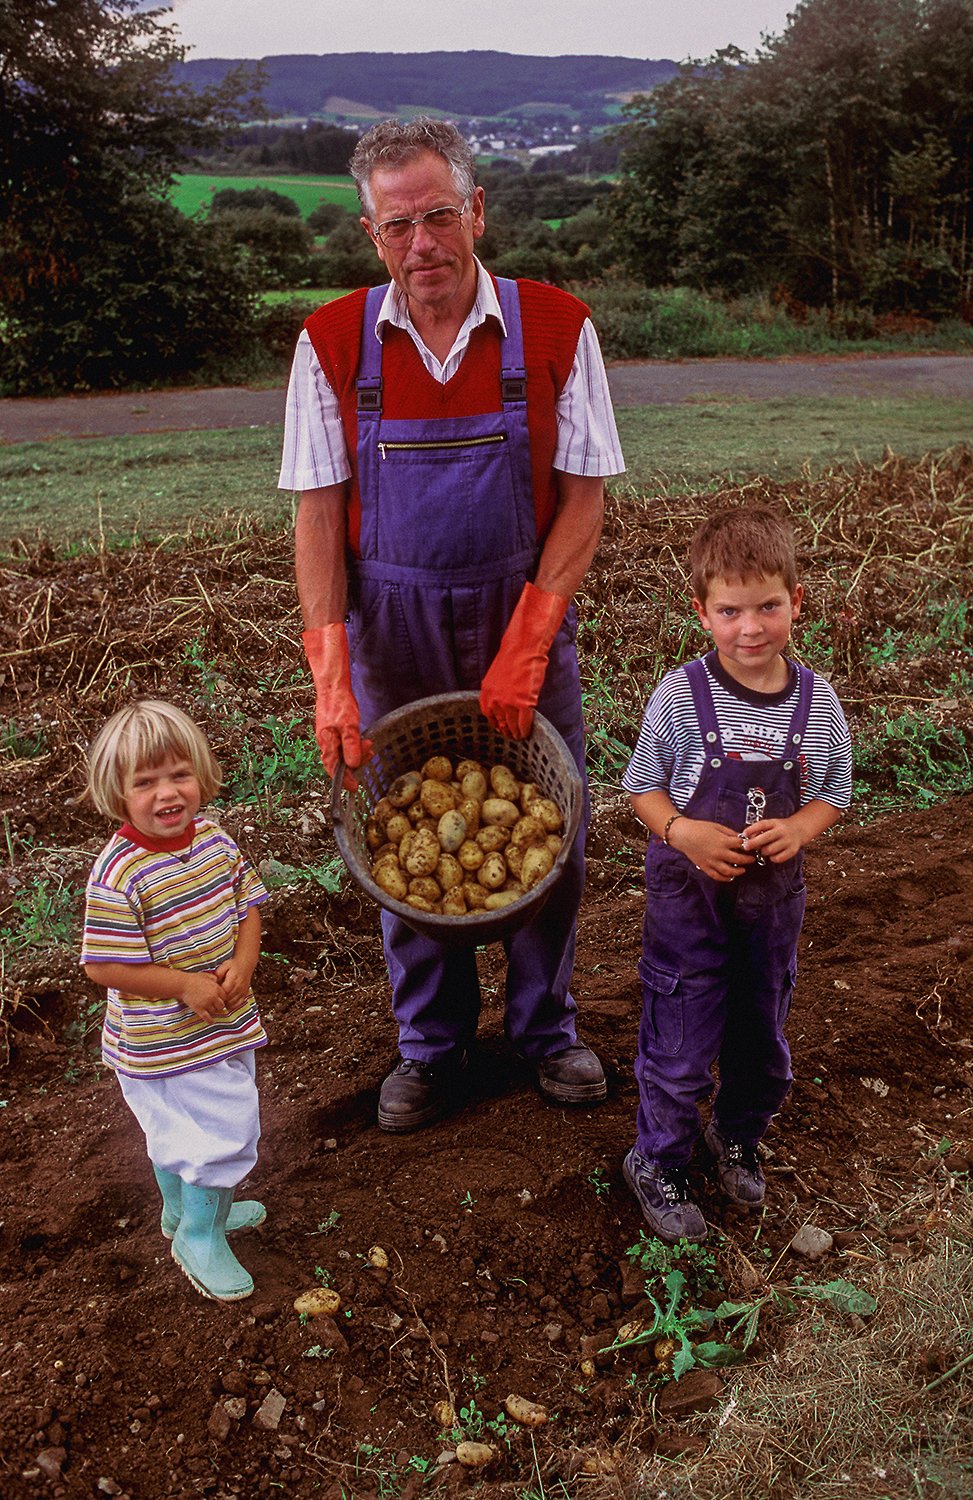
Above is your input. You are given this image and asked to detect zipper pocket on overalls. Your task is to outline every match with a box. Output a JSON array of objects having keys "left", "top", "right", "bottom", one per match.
[{"left": 378, "top": 434, "right": 507, "bottom": 459}]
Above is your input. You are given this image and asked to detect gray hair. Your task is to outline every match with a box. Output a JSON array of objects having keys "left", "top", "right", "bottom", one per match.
[{"left": 350, "top": 117, "right": 477, "bottom": 220}]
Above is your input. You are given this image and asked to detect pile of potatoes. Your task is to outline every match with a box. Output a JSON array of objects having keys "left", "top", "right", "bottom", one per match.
[{"left": 365, "top": 754, "right": 565, "bottom": 917}]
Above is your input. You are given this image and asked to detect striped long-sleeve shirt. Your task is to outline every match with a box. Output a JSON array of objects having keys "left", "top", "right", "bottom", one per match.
[
  {"left": 623, "top": 651, "right": 852, "bottom": 811},
  {"left": 81, "top": 817, "right": 268, "bottom": 1078}
]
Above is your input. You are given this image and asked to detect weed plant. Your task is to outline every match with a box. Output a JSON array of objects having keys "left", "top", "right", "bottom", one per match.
[
  {"left": 581, "top": 281, "right": 973, "bottom": 362},
  {"left": 0, "top": 878, "right": 76, "bottom": 953}
]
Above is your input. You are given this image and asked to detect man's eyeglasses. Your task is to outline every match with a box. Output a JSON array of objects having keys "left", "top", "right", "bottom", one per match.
[{"left": 371, "top": 200, "right": 470, "bottom": 248}]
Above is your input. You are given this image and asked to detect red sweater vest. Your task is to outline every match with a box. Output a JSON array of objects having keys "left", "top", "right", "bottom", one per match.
[{"left": 304, "top": 277, "right": 590, "bottom": 557}]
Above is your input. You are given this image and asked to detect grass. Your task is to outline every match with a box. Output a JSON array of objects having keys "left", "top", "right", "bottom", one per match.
[
  {"left": 624, "top": 1192, "right": 973, "bottom": 1499},
  {"left": 614, "top": 395, "right": 973, "bottom": 492},
  {"left": 5, "top": 395, "right": 973, "bottom": 556},
  {"left": 172, "top": 171, "right": 359, "bottom": 221},
  {"left": 0, "top": 428, "right": 293, "bottom": 554}
]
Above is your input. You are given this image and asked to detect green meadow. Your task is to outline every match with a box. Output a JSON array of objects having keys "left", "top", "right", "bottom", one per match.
[{"left": 172, "top": 171, "right": 360, "bottom": 220}]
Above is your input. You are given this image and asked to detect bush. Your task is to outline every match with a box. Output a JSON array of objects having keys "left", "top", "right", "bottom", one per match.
[
  {"left": 210, "top": 187, "right": 300, "bottom": 218},
  {"left": 210, "top": 208, "right": 317, "bottom": 289},
  {"left": 308, "top": 201, "right": 356, "bottom": 235}
]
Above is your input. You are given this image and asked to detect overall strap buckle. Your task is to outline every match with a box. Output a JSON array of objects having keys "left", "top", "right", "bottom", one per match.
[{"left": 357, "top": 378, "right": 383, "bottom": 412}]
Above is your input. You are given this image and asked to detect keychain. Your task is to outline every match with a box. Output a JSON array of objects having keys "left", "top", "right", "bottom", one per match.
[{"left": 743, "top": 785, "right": 767, "bottom": 866}]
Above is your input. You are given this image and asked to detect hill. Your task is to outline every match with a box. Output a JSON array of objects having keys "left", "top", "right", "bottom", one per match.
[{"left": 173, "top": 50, "right": 679, "bottom": 123}]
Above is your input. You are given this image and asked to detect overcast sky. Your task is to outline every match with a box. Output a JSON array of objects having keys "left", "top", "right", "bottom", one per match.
[{"left": 163, "top": 1, "right": 800, "bottom": 62}]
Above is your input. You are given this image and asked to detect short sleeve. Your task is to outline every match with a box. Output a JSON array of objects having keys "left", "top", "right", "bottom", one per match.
[{"left": 80, "top": 881, "right": 152, "bottom": 966}]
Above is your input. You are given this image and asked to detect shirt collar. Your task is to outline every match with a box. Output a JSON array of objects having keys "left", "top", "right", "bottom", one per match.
[{"left": 372, "top": 257, "right": 506, "bottom": 343}]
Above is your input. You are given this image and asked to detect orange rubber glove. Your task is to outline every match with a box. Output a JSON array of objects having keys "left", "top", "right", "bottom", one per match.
[
  {"left": 302, "top": 624, "right": 370, "bottom": 790},
  {"left": 479, "top": 583, "right": 568, "bottom": 740}
]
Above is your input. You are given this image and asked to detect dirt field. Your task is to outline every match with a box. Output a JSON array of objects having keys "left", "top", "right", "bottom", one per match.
[{"left": 2, "top": 465, "right": 972, "bottom": 1498}]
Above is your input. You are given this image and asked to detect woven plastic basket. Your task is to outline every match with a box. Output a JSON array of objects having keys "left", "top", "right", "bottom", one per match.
[{"left": 331, "top": 692, "right": 583, "bottom": 946}]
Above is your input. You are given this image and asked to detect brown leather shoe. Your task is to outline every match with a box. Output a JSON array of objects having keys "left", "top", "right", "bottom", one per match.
[
  {"left": 378, "top": 1053, "right": 467, "bottom": 1133},
  {"left": 537, "top": 1043, "right": 607, "bottom": 1104}
]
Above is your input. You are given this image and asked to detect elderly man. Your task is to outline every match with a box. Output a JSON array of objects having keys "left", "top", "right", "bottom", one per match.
[{"left": 279, "top": 118, "right": 624, "bottom": 1132}]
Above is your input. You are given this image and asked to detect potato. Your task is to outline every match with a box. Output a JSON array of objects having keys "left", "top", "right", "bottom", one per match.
[
  {"left": 504, "top": 843, "right": 524, "bottom": 878},
  {"left": 407, "top": 799, "right": 428, "bottom": 825},
  {"left": 477, "top": 852, "right": 507, "bottom": 890},
  {"left": 403, "top": 827, "right": 440, "bottom": 877},
  {"left": 367, "top": 1245, "right": 389, "bottom": 1269},
  {"left": 435, "top": 853, "right": 464, "bottom": 892},
  {"left": 531, "top": 797, "right": 563, "bottom": 832},
  {"left": 546, "top": 833, "right": 563, "bottom": 857},
  {"left": 442, "top": 888, "right": 468, "bottom": 916},
  {"left": 455, "top": 758, "right": 483, "bottom": 781},
  {"left": 422, "top": 754, "right": 453, "bottom": 782},
  {"left": 490, "top": 764, "right": 520, "bottom": 801},
  {"left": 293, "top": 1287, "right": 341, "bottom": 1318},
  {"left": 437, "top": 809, "right": 467, "bottom": 853},
  {"left": 420, "top": 778, "right": 457, "bottom": 819},
  {"left": 408, "top": 876, "right": 442, "bottom": 904},
  {"left": 388, "top": 770, "right": 421, "bottom": 808},
  {"left": 433, "top": 1399, "right": 456, "bottom": 1428},
  {"left": 460, "top": 769, "right": 488, "bottom": 802},
  {"left": 485, "top": 889, "right": 522, "bottom": 909},
  {"left": 406, "top": 894, "right": 438, "bottom": 912},
  {"left": 510, "top": 814, "right": 546, "bottom": 848},
  {"left": 372, "top": 862, "right": 408, "bottom": 901},
  {"left": 481, "top": 797, "right": 520, "bottom": 829},
  {"left": 476, "top": 825, "right": 509, "bottom": 854},
  {"left": 457, "top": 839, "right": 485, "bottom": 871},
  {"left": 365, "top": 817, "right": 387, "bottom": 852},
  {"left": 382, "top": 813, "right": 409, "bottom": 847},
  {"left": 372, "top": 796, "right": 396, "bottom": 829},
  {"left": 504, "top": 1394, "right": 548, "bottom": 1429},
  {"left": 371, "top": 841, "right": 398, "bottom": 864},
  {"left": 521, "top": 845, "right": 554, "bottom": 891},
  {"left": 462, "top": 879, "right": 488, "bottom": 910},
  {"left": 456, "top": 1442, "right": 495, "bottom": 1469},
  {"left": 520, "top": 782, "right": 540, "bottom": 813},
  {"left": 457, "top": 796, "right": 481, "bottom": 835}
]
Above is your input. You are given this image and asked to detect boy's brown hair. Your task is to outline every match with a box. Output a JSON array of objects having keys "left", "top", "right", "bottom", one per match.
[
  {"left": 691, "top": 506, "right": 798, "bottom": 602},
  {"left": 86, "top": 700, "right": 221, "bottom": 822}
]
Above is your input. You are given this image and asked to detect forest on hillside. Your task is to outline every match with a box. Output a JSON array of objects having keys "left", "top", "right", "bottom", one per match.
[{"left": 171, "top": 50, "right": 680, "bottom": 123}]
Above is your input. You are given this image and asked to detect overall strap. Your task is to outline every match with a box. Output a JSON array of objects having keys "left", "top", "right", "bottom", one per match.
[
  {"left": 494, "top": 277, "right": 528, "bottom": 410},
  {"left": 683, "top": 658, "right": 724, "bottom": 759},
  {"left": 355, "top": 283, "right": 388, "bottom": 416},
  {"left": 782, "top": 662, "right": 815, "bottom": 762}
]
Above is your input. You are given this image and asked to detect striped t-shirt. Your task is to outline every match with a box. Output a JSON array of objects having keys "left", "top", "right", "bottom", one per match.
[
  {"left": 622, "top": 651, "right": 852, "bottom": 811},
  {"left": 81, "top": 817, "right": 268, "bottom": 1079}
]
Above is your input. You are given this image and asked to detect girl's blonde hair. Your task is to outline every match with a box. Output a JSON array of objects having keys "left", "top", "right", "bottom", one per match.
[{"left": 86, "top": 700, "right": 221, "bottom": 822}]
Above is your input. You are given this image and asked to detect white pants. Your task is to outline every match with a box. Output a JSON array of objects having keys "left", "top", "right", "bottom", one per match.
[{"left": 117, "top": 1050, "right": 260, "bottom": 1188}]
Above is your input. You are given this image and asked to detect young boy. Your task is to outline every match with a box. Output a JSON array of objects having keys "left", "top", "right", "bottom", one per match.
[
  {"left": 81, "top": 700, "right": 269, "bottom": 1300},
  {"left": 622, "top": 507, "right": 852, "bottom": 1243}
]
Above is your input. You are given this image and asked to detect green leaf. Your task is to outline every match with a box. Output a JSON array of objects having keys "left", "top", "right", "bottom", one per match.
[
  {"left": 798, "top": 1278, "right": 877, "bottom": 1316},
  {"left": 692, "top": 1340, "right": 747, "bottom": 1367}
]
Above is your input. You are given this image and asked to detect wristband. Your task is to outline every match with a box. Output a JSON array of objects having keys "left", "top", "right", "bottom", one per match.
[{"left": 663, "top": 813, "right": 684, "bottom": 846}]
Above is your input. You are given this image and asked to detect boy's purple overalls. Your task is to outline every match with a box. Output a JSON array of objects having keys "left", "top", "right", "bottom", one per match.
[
  {"left": 346, "top": 279, "right": 590, "bottom": 1064},
  {"left": 636, "top": 657, "right": 814, "bottom": 1163}
]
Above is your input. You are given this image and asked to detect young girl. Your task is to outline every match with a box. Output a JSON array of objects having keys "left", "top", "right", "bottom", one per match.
[{"left": 82, "top": 700, "right": 269, "bottom": 1301}]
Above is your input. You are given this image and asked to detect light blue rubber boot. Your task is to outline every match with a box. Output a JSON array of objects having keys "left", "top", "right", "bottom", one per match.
[
  {"left": 171, "top": 1183, "right": 255, "bottom": 1301},
  {"left": 152, "top": 1165, "right": 266, "bottom": 1240}
]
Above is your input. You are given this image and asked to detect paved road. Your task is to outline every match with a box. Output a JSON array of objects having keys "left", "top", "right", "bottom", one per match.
[{"left": 2, "top": 354, "right": 973, "bottom": 443}]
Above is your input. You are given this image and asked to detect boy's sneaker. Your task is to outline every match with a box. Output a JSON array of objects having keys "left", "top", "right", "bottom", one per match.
[
  {"left": 704, "top": 1123, "right": 766, "bottom": 1205},
  {"left": 622, "top": 1147, "right": 707, "bottom": 1244}
]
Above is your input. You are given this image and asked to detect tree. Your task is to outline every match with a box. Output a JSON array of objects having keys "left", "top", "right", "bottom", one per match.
[
  {"left": 610, "top": 0, "right": 973, "bottom": 314},
  {"left": 0, "top": 0, "right": 265, "bottom": 392}
]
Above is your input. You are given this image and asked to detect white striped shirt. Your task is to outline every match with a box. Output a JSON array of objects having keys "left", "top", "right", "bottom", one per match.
[
  {"left": 278, "top": 258, "right": 625, "bottom": 491},
  {"left": 623, "top": 653, "right": 853, "bottom": 811}
]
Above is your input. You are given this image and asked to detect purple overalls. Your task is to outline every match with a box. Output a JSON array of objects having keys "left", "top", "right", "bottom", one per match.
[
  {"left": 636, "top": 656, "right": 814, "bottom": 1164},
  {"left": 346, "top": 279, "right": 590, "bottom": 1064}
]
